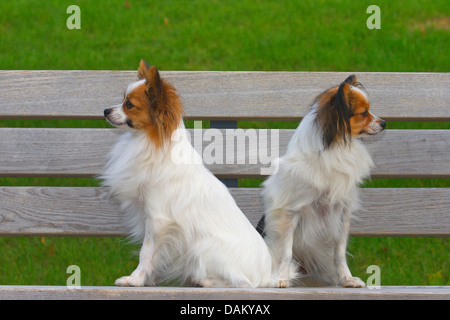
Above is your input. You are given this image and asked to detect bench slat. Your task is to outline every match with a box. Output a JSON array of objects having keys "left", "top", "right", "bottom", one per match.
[
  {"left": 0, "top": 128, "right": 449, "bottom": 178},
  {"left": 0, "top": 285, "right": 448, "bottom": 300},
  {"left": 1, "top": 71, "right": 448, "bottom": 121},
  {"left": 0, "top": 187, "right": 448, "bottom": 237}
]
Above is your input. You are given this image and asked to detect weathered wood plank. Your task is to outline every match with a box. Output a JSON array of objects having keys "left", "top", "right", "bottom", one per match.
[
  {"left": 0, "top": 285, "right": 448, "bottom": 300},
  {"left": 0, "top": 128, "right": 449, "bottom": 178},
  {"left": 0, "top": 187, "right": 121, "bottom": 237},
  {"left": 0, "top": 128, "right": 118, "bottom": 177},
  {"left": 0, "top": 187, "right": 448, "bottom": 237},
  {"left": 0, "top": 71, "right": 448, "bottom": 121}
]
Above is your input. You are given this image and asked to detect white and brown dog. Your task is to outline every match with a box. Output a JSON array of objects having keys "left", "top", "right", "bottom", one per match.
[
  {"left": 103, "top": 60, "right": 273, "bottom": 287},
  {"left": 259, "top": 75, "right": 386, "bottom": 288}
]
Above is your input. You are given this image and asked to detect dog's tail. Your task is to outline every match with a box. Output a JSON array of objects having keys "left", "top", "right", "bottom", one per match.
[{"left": 256, "top": 215, "right": 266, "bottom": 237}]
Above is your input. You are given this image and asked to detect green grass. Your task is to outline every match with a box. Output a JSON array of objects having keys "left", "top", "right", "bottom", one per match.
[
  {"left": 1, "top": 0, "right": 448, "bottom": 71},
  {"left": 0, "top": 237, "right": 140, "bottom": 285},
  {"left": 349, "top": 237, "right": 449, "bottom": 285},
  {"left": 0, "top": 0, "right": 449, "bottom": 286}
]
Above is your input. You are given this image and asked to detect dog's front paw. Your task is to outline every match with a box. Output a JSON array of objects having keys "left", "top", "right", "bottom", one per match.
[
  {"left": 276, "top": 279, "right": 290, "bottom": 288},
  {"left": 341, "top": 276, "right": 366, "bottom": 288},
  {"left": 115, "top": 275, "right": 146, "bottom": 287}
]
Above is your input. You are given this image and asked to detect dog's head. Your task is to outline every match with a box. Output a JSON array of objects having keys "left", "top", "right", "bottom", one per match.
[
  {"left": 104, "top": 60, "right": 183, "bottom": 147},
  {"left": 314, "top": 75, "right": 386, "bottom": 149}
]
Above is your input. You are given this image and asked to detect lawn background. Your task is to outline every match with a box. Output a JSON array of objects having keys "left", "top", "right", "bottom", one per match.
[{"left": 0, "top": 0, "right": 448, "bottom": 286}]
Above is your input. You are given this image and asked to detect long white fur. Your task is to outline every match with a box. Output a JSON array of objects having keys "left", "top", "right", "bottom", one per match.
[
  {"left": 102, "top": 84, "right": 273, "bottom": 288},
  {"left": 262, "top": 102, "right": 378, "bottom": 288}
]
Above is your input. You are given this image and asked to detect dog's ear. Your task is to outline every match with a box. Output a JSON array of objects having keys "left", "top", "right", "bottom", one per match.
[
  {"left": 148, "top": 65, "right": 162, "bottom": 90},
  {"left": 333, "top": 82, "right": 353, "bottom": 143},
  {"left": 138, "top": 59, "right": 150, "bottom": 80},
  {"left": 344, "top": 74, "right": 357, "bottom": 86},
  {"left": 140, "top": 65, "right": 164, "bottom": 117},
  {"left": 138, "top": 60, "right": 163, "bottom": 98}
]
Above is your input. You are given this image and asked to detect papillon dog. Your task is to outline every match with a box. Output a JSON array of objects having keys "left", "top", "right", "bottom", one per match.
[
  {"left": 258, "top": 75, "right": 386, "bottom": 288},
  {"left": 102, "top": 60, "right": 273, "bottom": 287}
]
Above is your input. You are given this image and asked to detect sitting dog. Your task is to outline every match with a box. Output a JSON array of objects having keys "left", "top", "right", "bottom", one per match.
[
  {"left": 102, "top": 60, "right": 273, "bottom": 287},
  {"left": 259, "top": 75, "right": 386, "bottom": 287}
]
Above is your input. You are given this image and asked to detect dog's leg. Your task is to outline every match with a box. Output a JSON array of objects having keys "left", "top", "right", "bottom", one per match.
[
  {"left": 266, "top": 208, "right": 297, "bottom": 288},
  {"left": 334, "top": 212, "right": 365, "bottom": 288},
  {"left": 115, "top": 219, "right": 157, "bottom": 287}
]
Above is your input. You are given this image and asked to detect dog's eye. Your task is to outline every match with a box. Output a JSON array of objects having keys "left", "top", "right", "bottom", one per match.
[
  {"left": 126, "top": 100, "right": 134, "bottom": 110},
  {"left": 361, "top": 110, "right": 369, "bottom": 117}
]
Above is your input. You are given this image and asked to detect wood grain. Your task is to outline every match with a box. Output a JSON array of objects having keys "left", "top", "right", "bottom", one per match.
[
  {"left": 0, "top": 285, "right": 448, "bottom": 300},
  {"left": 1, "top": 128, "right": 449, "bottom": 178},
  {"left": 1, "top": 71, "right": 448, "bottom": 121},
  {"left": 0, "top": 187, "right": 448, "bottom": 237}
]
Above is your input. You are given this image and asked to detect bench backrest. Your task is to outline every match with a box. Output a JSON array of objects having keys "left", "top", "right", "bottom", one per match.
[{"left": 0, "top": 71, "right": 449, "bottom": 237}]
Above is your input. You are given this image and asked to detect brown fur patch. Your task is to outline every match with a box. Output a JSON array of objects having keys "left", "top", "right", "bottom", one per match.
[
  {"left": 123, "top": 82, "right": 151, "bottom": 128},
  {"left": 315, "top": 86, "right": 338, "bottom": 148},
  {"left": 315, "top": 85, "right": 352, "bottom": 148},
  {"left": 348, "top": 89, "right": 372, "bottom": 136}
]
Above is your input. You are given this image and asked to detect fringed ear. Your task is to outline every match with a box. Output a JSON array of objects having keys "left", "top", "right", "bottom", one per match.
[
  {"left": 137, "top": 60, "right": 162, "bottom": 96},
  {"left": 147, "top": 65, "right": 162, "bottom": 97},
  {"left": 344, "top": 74, "right": 357, "bottom": 85},
  {"left": 319, "top": 95, "right": 340, "bottom": 150},
  {"left": 315, "top": 79, "right": 353, "bottom": 150},
  {"left": 141, "top": 66, "right": 184, "bottom": 148},
  {"left": 137, "top": 59, "right": 150, "bottom": 80},
  {"left": 344, "top": 74, "right": 365, "bottom": 89},
  {"left": 333, "top": 81, "right": 353, "bottom": 144},
  {"left": 314, "top": 87, "right": 339, "bottom": 150}
]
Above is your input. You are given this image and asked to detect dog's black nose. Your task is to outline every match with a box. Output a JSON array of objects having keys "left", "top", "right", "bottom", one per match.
[
  {"left": 104, "top": 108, "right": 111, "bottom": 117},
  {"left": 380, "top": 120, "right": 387, "bottom": 129}
]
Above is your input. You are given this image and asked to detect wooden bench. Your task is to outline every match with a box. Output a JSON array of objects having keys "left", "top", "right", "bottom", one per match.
[{"left": 0, "top": 70, "right": 449, "bottom": 300}]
